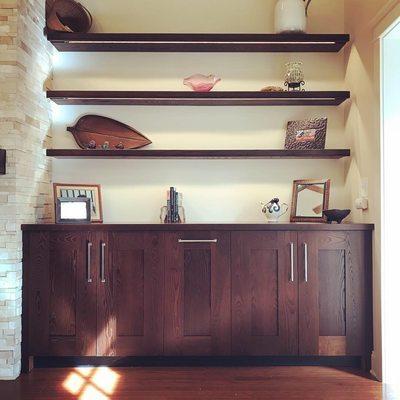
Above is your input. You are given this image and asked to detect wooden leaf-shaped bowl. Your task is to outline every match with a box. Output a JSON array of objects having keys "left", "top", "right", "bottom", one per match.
[{"left": 67, "top": 115, "right": 152, "bottom": 150}]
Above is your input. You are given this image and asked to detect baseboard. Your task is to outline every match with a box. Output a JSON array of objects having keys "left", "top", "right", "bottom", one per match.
[{"left": 33, "top": 356, "right": 362, "bottom": 369}]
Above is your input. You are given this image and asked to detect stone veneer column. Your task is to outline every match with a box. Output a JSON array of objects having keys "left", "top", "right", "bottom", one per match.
[{"left": 0, "top": 0, "right": 52, "bottom": 379}]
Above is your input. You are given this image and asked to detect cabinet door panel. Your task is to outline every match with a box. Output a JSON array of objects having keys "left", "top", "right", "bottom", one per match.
[
  {"left": 164, "top": 231, "right": 231, "bottom": 356},
  {"left": 249, "top": 248, "right": 279, "bottom": 336},
  {"left": 318, "top": 249, "right": 346, "bottom": 336},
  {"left": 298, "top": 231, "right": 371, "bottom": 357},
  {"left": 116, "top": 249, "right": 145, "bottom": 336},
  {"left": 97, "top": 232, "right": 164, "bottom": 356},
  {"left": 183, "top": 248, "right": 212, "bottom": 336},
  {"left": 28, "top": 231, "right": 97, "bottom": 356},
  {"left": 26, "top": 231, "right": 50, "bottom": 356},
  {"left": 232, "top": 232, "right": 298, "bottom": 356}
]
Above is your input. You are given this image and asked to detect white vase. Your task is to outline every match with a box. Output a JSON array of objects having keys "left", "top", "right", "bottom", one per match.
[{"left": 274, "top": 0, "right": 307, "bottom": 34}]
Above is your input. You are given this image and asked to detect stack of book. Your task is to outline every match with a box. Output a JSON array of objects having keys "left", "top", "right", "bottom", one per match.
[{"left": 166, "top": 187, "right": 183, "bottom": 223}]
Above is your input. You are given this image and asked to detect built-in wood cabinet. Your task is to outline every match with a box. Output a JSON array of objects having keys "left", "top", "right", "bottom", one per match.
[
  {"left": 24, "top": 231, "right": 97, "bottom": 357},
  {"left": 23, "top": 231, "right": 164, "bottom": 360},
  {"left": 22, "top": 224, "right": 373, "bottom": 372},
  {"left": 98, "top": 232, "right": 164, "bottom": 356},
  {"left": 231, "top": 232, "right": 298, "bottom": 356},
  {"left": 164, "top": 231, "right": 231, "bottom": 356},
  {"left": 297, "top": 231, "right": 371, "bottom": 360}
]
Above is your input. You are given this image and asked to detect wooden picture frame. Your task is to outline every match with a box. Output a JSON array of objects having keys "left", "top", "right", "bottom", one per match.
[
  {"left": 290, "top": 179, "right": 331, "bottom": 223},
  {"left": 53, "top": 183, "right": 103, "bottom": 223},
  {"left": 56, "top": 197, "right": 91, "bottom": 224}
]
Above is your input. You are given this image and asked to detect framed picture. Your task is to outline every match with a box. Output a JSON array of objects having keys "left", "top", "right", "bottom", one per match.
[
  {"left": 56, "top": 197, "right": 91, "bottom": 224},
  {"left": 285, "top": 118, "right": 328, "bottom": 150},
  {"left": 53, "top": 183, "right": 103, "bottom": 223},
  {"left": 290, "top": 179, "right": 331, "bottom": 223}
]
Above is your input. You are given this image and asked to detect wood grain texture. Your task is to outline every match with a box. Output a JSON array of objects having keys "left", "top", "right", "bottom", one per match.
[
  {"left": 95, "top": 232, "right": 115, "bottom": 356},
  {"left": 319, "top": 336, "right": 347, "bottom": 356},
  {"left": 298, "top": 232, "right": 370, "bottom": 358},
  {"left": 164, "top": 231, "right": 231, "bottom": 356},
  {"left": 115, "top": 249, "right": 145, "bottom": 337},
  {"left": 45, "top": 149, "right": 351, "bottom": 160},
  {"left": 250, "top": 249, "right": 278, "bottom": 336},
  {"left": 318, "top": 250, "right": 346, "bottom": 336},
  {"left": 346, "top": 232, "right": 368, "bottom": 357},
  {"left": 22, "top": 232, "right": 31, "bottom": 373},
  {"left": 0, "top": 148, "right": 6, "bottom": 174},
  {"left": 25, "top": 232, "right": 50, "bottom": 357},
  {"left": 25, "top": 231, "right": 97, "bottom": 357},
  {"left": 21, "top": 223, "right": 375, "bottom": 232},
  {"left": 46, "top": 91, "right": 351, "bottom": 106},
  {"left": 75, "top": 231, "right": 98, "bottom": 357},
  {"left": 47, "top": 31, "right": 350, "bottom": 52},
  {"left": 183, "top": 248, "right": 212, "bottom": 336},
  {"left": 49, "top": 232, "right": 97, "bottom": 356},
  {"left": 23, "top": 227, "right": 373, "bottom": 370},
  {"left": 67, "top": 114, "right": 151, "bottom": 150},
  {"left": 97, "top": 232, "right": 164, "bottom": 356},
  {"left": 232, "top": 232, "right": 298, "bottom": 356},
  {"left": 2, "top": 366, "right": 386, "bottom": 400},
  {"left": 49, "top": 233, "right": 78, "bottom": 337}
]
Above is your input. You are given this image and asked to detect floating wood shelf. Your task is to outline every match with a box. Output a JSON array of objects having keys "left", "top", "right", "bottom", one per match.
[
  {"left": 47, "top": 91, "right": 351, "bottom": 106},
  {"left": 47, "top": 32, "right": 350, "bottom": 53},
  {"left": 46, "top": 149, "right": 350, "bottom": 159},
  {"left": 0, "top": 149, "right": 6, "bottom": 175}
]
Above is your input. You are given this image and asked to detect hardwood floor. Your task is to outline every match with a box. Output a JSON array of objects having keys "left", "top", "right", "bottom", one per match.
[{"left": 0, "top": 366, "right": 395, "bottom": 400}]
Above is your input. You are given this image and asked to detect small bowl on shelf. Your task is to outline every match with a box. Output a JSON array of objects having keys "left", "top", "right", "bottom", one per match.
[
  {"left": 183, "top": 74, "right": 221, "bottom": 92},
  {"left": 323, "top": 209, "right": 351, "bottom": 224}
]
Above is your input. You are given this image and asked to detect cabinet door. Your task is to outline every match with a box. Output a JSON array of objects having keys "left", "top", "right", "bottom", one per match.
[
  {"left": 231, "top": 232, "right": 298, "bottom": 355},
  {"left": 97, "top": 232, "right": 164, "bottom": 356},
  {"left": 27, "top": 231, "right": 97, "bottom": 356},
  {"left": 298, "top": 231, "right": 371, "bottom": 357},
  {"left": 164, "top": 231, "right": 231, "bottom": 356}
]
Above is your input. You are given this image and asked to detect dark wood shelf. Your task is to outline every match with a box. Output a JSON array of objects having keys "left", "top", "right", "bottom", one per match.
[
  {"left": 47, "top": 91, "right": 350, "bottom": 106},
  {"left": 22, "top": 223, "right": 374, "bottom": 232},
  {"left": 0, "top": 149, "right": 6, "bottom": 175},
  {"left": 46, "top": 149, "right": 350, "bottom": 159},
  {"left": 47, "top": 32, "right": 350, "bottom": 53}
]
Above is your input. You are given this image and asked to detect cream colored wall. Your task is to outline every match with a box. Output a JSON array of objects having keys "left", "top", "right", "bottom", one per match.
[
  {"left": 344, "top": 0, "right": 399, "bottom": 381},
  {"left": 52, "top": 0, "right": 348, "bottom": 223}
]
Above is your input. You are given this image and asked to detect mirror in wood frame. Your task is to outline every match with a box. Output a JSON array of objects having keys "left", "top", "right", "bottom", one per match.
[{"left": 290, "top": 179, "right": 330, "bottom": 222}]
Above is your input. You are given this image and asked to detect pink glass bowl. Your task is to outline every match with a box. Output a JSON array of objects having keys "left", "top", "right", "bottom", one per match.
[{"left": 183, "top": 74, "right": 221, "bottom": 92}]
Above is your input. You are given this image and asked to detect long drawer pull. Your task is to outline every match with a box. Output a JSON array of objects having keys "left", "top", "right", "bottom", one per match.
[
  {"left": 87, "top": 242, "right": 93, "bottom": 283},
  {"left": 290, "top": 242, "right": 295, "bottom": 283},
  {"left": 304, "top": 242, "right": 308, "bottom": 283},
  {"left": 100, "top": 242, "right": 106, "bottom": 283},
  {"left": 178, "top": 239, "right": 218, "bottom": 243}
]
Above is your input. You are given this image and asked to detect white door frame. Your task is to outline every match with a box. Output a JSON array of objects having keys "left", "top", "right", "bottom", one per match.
[{"left": 375, "top": 1, "right": 400, "bottom": 385}]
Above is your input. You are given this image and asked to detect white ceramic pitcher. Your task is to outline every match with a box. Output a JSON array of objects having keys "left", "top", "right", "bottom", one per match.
[{"left": 275, "top": 0, "right": 308, "bottom": 34}]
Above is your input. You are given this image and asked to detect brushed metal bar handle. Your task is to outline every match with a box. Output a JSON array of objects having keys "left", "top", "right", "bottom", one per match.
[
  {"left": 304, "top": 242, "right": 308, "bottom": 283},
  {"left": 178, "top": 239, "right": 218, "bottom": 243},
  {"left": 100, "top": 242, "right": 106, "bottom": 283},
  {"left": 87, "top": 242, "right": 93, "bottom": 283},
  {"left": 290, "top": 242, "right": 295, "bottom": 283}
]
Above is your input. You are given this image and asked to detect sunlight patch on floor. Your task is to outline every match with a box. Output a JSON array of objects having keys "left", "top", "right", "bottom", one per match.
[
  {"left": 62, "top": 366, "right": 120, "bottom": 399},
  {"left": 62, "top": 372, "right": 85, "bottom": 395},
  {"left": 80, "top": 385, "right": 109, "bottom": 400},
  {"left": 90, "top": 367, "right": 120, "bottom": 395}
]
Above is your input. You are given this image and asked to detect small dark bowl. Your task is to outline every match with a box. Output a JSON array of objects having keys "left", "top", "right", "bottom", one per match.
[{"left": 323, "top": 209, "right": 351, "bottom": 224}]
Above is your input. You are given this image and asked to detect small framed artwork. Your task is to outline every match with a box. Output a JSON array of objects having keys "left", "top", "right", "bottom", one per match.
[
  {"left": 53, "top": 183, "right": 103, "bottom": 223},
  {"left": 56, "top": 198, "right": 91, "bottom": 224},
  {"left": 285, "top": 118, "right": 328, "bottom": 150},
  {"left": 290, "top": 179, "right": 331, "bottom": 223}
]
